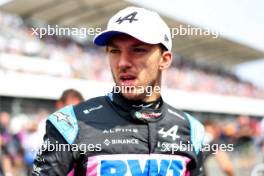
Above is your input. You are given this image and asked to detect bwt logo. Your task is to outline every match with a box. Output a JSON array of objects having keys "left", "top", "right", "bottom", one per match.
[
  {"left": 88, "top": 154, "right": 190, "bottom": 176},
  {"left": 99, "top": 159, "right": 184, "bottom": 176}
]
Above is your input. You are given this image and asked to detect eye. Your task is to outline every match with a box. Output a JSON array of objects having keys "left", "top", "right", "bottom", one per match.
[
  {"left": 108, "top": 48, "right": 120, "bottom": 54},
  {"left": 133, "top": 47, "right": 147, "bottom": 53}
]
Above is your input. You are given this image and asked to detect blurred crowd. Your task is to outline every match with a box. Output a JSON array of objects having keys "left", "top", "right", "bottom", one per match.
[
  {"left": 164, "top": 58, "right": 264, "bottom": 98},
  {"left": 0, "top": 11, "right": 110, "bottom": 81},
  {"left": 202, "top": 115, "right": 264, "bottom": 176},
  {"left": 0, "top": 110, "right": 48, "bottom": 176},
  {"left": 1, "top": 11, "right": 264, "bottom": 99}
]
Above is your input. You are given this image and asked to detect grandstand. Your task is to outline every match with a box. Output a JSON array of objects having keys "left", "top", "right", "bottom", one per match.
[
  {"left": 1, "top": 0, "right": 264, "bottom": 66},
  {"left": 0, "top": 0, "right": 264, "bottom": 176}
]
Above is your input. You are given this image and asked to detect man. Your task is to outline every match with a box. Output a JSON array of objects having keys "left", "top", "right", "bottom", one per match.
[
  {"left": 203, "top": 120, "right": 234, "bottom": 176},
  {"left": 32, "top": 6, "right": 205, "bottom": 176}
]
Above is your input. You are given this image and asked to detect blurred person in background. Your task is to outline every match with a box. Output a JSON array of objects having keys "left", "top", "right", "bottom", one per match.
[
  {"left": 234, "top": 115, "right": 254, "bottom": 153},
  {"left": 261, "top": 118, "right": 264, "bottom": 136},
  {"left": 255, "top": 117, "right": 264, "bottom": 163},
  {"left": 203, "top": 119, "right": 234, "bottom": 176},
  {"left": 55, "top": 88, "right": 84, "bottom": 110},
  {"left": 231, "top": 115, "right": 259, "bottom": 175},
  {"left": 22, "top": 120, "right": 43, "bottom": 175},
  {"left": 0, "top": 111, "right": 26, "bottom": 176},
  {"left": 0, "top": 155, "right": 3, "bottom": 176},
  {"left": 258, "top": 139, "right": 264, "bottom": 162},
  {"left": 251, "top": 138, "right": 264, "bottom": 176},
  {"left": 0, "top": 112, "right": 11, "bottom": 144},
  {"left": 0, "top": 111, "right": 14, "bottom": 176}
]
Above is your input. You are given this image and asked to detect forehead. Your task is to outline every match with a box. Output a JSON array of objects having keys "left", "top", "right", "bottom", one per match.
[{"left": 107, "top": 34, "right": 151, "bottom": 47}]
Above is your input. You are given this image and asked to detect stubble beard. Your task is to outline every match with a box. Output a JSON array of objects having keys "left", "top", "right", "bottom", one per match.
[{"left": 111, "top": 69, "right": 161, "bottom": 101}]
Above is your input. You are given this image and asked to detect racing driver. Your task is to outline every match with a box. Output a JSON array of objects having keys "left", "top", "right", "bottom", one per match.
[{"left": 32, "top": 6, "right": 205, "bottom": 176}]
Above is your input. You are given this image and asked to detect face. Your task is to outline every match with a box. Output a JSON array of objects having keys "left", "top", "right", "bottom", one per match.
[
  {"left": 65, "top": 97, "right": 82, "bottom": 106},
  {"left": 56, "top": 97, "right": 82, "bottom": 110},
  {"left": 106, "top": 34, "right": 172, "bottom": 101}
]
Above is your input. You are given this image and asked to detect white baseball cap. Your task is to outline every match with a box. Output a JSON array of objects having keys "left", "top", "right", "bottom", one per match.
[{"left": 93, "top": 6, "right": 172, "bottom": 51}]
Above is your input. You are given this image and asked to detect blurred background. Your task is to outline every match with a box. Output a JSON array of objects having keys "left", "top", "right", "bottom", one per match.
[{"left": 0, "top": 0, "right": 263, "bottom": 175}]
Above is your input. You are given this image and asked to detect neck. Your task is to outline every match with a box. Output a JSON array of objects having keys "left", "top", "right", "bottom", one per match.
[
  {"left": 141, "top": 91, "right": 161, "bottom": 103},
  {"left": 117, "top": 91, "right": 162, "bottom": 110},
  {"left": 130, "top": 81, "right": 161, "bottom": 103},
  {"left": 142, "top": 76, "right": 162, "bottom": 102}
]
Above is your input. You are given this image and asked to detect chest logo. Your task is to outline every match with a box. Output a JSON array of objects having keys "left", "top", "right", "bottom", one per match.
[{"left": 158, "top": 125, "right": 180, "bottom": 141}]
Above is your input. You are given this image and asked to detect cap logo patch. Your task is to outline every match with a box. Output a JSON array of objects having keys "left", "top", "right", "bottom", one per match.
[
  {"left": 116, "top": 11, "right": 138, "bottom": 24},
  {"left": 164, "top": 34, "right": 169, "bottom": 42}
]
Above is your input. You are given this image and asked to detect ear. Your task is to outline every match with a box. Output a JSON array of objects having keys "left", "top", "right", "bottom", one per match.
[{"left": 159, "top": 51, "right": 172, "bottom": 70}]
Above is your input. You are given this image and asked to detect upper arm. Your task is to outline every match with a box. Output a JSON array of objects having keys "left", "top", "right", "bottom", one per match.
[
  {"left": 32, "top": 121, "right": 76, "bottom": 176},
  {"left": 185, "top": 113, "right": 205, "bottom": 176},
  {"left": 32, "top": 105, "right": 79, "bottom": 176}
]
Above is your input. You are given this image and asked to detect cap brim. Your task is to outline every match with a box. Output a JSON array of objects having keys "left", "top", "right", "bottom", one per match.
[{"left": 93, "top": 31, "right": 126, "bottom": 46}]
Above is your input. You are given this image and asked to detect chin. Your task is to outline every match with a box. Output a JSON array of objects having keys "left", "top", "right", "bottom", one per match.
[{"left": 121, "top": 92, "right": 143, "bottom": 101}]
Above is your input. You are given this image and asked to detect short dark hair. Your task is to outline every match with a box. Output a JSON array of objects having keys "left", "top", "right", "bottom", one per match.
[
  {"left": 59, "top": 89, "right": 84, "bottom": 103},
  {"left": 159, "top": 44, "right": 168, "bottom": 54}
]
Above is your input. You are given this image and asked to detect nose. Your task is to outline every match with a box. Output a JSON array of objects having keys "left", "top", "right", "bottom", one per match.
[{"left": 118, "top": 52, "right": 132, "bottom": 70}]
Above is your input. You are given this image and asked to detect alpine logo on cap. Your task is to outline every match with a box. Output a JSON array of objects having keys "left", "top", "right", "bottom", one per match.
[{"left": 116, "top": 11, "right": 138, "bottom": 24}]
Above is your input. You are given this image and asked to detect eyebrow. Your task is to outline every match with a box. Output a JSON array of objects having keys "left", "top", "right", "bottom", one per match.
[{"left": 107, "top": 43, "right": 118, "bottom": 48}]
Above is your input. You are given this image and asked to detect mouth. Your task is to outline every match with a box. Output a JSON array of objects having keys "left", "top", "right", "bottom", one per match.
[{"left": 119, "top": 74, "right": 137, "bottom": 86}]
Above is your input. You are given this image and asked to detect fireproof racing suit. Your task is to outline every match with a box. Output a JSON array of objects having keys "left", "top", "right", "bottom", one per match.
[{"left": 32, "top": 92, "right": 205, "bottom": 176}]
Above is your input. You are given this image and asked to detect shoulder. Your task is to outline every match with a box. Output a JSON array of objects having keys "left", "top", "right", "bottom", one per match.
[
  {"left": 184, "top": 113, "right": 205, "bottom": 154},
  {"left": 164, "top": 103, "right": 189, "bottom": 121},
  {"left": 73, "top": 96, "right": 108, "bottom": 116},
  {"left": 47, "top": 96, "right": 107, "bottom": 144},
  {"left": 47, "top": 105, "right": 78, "bottom": 144},
  {"left": 76, "top": 96, "right": 106, "bottom": 109}
]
